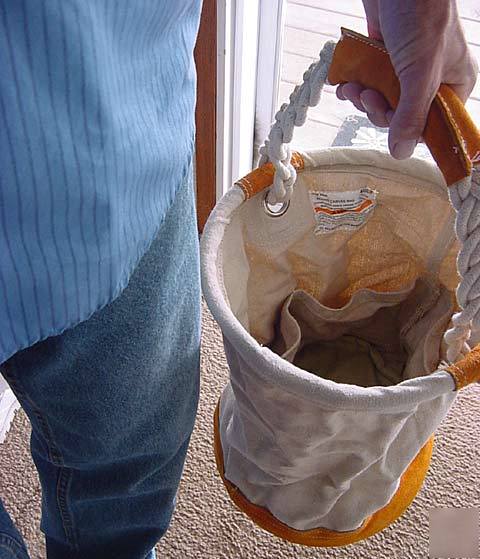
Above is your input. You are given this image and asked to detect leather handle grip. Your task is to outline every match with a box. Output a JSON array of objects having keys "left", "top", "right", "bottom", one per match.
[{"left": 328, "top": 28, "right": 480, "bottom": 186}]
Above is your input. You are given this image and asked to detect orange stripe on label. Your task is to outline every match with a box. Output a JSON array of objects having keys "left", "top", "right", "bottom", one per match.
[{"left": 314, "top": 199, "right": 374, "bottom": 216}]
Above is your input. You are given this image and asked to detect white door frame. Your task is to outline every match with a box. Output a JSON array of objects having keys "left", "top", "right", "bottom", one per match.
[
  {"left": 216, "top": 0, "right": 285, "bottom": 196},
  {"left": 215, "top": 0, "right": 234, "bottom": 199},
  {"left": 254, "top": 0, "right": 286, "bottom": 164}
]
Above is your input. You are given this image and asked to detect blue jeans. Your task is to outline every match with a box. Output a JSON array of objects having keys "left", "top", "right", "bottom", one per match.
[{"left": 0, "top": 175, "right": 201, "bottom": 559}]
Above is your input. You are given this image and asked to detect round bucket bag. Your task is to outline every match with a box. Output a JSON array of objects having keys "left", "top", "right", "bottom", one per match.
[{"left": 200, "top": 28, "right": 480, "bottom": 547}]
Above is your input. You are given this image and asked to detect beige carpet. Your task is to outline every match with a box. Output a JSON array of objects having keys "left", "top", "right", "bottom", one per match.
[{"left": 0, "top": 304, "right": 479, "bottom": 559}]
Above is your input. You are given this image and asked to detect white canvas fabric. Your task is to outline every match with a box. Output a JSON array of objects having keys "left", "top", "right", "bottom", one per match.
[{"left": 201, "top": 147, "right": 461, "bottom": 532}]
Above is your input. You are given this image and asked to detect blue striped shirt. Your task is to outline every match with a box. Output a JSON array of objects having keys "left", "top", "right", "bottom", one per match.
[{"left": 0, "top": 0, "right": 202, "bottom": 364}]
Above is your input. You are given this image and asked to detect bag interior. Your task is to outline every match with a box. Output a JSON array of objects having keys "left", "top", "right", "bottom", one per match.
[
  {"left": 219, "top": 157, "right": 460, "bottom": 386},
  {"left": 268, "top": 278, "right": 454, "bottom": 386}
]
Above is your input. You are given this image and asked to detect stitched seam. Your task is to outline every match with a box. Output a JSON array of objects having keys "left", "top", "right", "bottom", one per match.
[
  {"left": 1, "top": 365, "right": 63, "bottom": 466},
  {"left": 242, "top": 177, "right": 253, "bottom": 198},
  {"left": 237, "top": 180, "right": 248, "bottom": 198},
  {"left": 458, "top": 365, "right": 467, "bottom": 387},
  {"left": 0, "top": 544, "right": 24, "bottom": 559},
  {"left": 447, "top": 363, "right": 467, "bottom": 389},
  {"left": 447, "top": 364, "right": 460, "bottom": 389},
  {"left": 246, "top": 177, "right": 253, "bottom": 197},
  {"left": 236, "top": 181, "right": 247, "bottom": 198},
  {"left": 437, "top": 93, "right": 467, "bottom": 147},
  {"left": 0, "top": 535, "right": 28, "bottom": 559},
  {"left": 56, "top": 467, "right": 78, "bottom": 550},
  {"left": 238, "top": 177, "right": 252, "bottom": 199},
  {"left": 437, "top": 92, "right": 470, "bottom": 170},
  {"left": 2, "top": 363, "right": 78, "bottom": 548},
  {"left": 343, "top": 30, "right": 388, "bottom": 54}
]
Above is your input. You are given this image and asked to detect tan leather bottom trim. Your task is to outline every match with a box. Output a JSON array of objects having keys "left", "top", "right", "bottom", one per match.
[{"left": 213, "top": 401, "right": 434, "bottom": 547}]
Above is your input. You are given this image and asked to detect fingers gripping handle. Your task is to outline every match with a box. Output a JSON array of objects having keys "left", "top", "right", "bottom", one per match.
[
  {"left": 259, "top": 41, "right": 336, "bottom": 204},
  {"left": 328, "top": 28, "right": 480, "bottom": 187}
]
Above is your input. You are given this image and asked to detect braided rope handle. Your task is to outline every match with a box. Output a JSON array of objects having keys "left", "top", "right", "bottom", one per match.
[
  {"left": 259, "top": 39, "right": 480, "bottom": 364},
  {"left": 258, "top": 41, "right": 336, "bottom": 205},
  {"left": 444, "top": 169, "right": 480, "bottom": 362}
]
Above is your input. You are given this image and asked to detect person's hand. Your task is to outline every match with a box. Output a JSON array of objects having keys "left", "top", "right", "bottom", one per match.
[{"left": 336, "top": 0, "right": 478, "bottom": 159}]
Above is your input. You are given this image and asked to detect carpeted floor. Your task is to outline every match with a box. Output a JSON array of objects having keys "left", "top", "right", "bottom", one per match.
[{"left": 0, "top": 304, "right": 479, "bottom": 559}]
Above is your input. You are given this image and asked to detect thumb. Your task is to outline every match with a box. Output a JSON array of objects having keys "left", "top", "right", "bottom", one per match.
[{"left": 388, "top": 70, "right": 437, "bottom": 160}]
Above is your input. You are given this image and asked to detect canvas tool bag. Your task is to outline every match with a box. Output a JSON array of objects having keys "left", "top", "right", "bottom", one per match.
[{"left": 200, "top": 29, "right": 480, "bottom": 547}]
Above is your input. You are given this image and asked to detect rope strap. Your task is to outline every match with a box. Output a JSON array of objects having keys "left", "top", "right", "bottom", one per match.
[
  {"left": 444, "top": 168, "right": 480, "bottom": 362},
  {"left": 259, "top": 41, "right": 336, "bottom": 204}
]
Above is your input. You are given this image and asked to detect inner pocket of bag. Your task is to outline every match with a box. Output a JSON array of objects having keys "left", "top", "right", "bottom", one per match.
[{"left": 269, "top": 277, "right": 454, "bottom": 387}]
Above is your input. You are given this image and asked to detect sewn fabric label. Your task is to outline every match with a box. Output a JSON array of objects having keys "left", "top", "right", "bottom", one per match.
[{"left": 309, "top": 188, "right": 377, "bottom": 234}]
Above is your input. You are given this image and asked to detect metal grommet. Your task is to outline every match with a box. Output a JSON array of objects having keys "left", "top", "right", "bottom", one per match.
[{"left": 263, "top": 190, "right": 290, "bottom": 217}]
